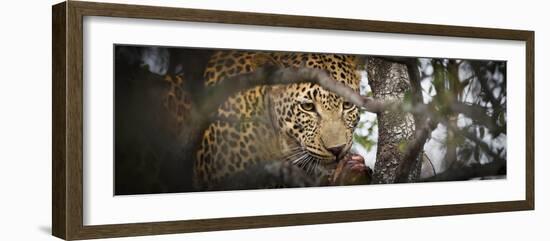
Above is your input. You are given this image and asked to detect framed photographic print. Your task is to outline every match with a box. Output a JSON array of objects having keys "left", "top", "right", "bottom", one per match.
[{"left": 52, "top": 1, "right": 534, "bottom": 240}]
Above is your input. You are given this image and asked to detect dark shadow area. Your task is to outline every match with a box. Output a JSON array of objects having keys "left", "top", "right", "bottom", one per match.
[{"left": 114, "top": 46, "right": 213, "bottom": 195}]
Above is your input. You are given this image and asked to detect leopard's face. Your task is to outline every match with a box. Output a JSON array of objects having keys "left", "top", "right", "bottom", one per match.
[{"left": 270, "top": 54, "right": 361, "bottom": 171}]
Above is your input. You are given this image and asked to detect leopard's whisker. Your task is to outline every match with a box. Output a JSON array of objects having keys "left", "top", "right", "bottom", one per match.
[
  {"left": 314, "top": 158, "right": 322, "bottom": 175},
  {"left": 281, "top": 146, "right": 303, "bottom": 160},
  {"left": 306, "top": 156, "right": 315, "bottom": 175},
  {"left": 290, "top": 154, "right": 304, "bottom": 165},
  {"left": 284, "top": 152, "right": 300, "bottom": 161},
  {"left": 299, "top": 155, "right": 311, "bottom": 168},
  {"left": 300, "top": 155, "right": 308, "bottom": 169},
  {"left": 311, "top": 157, "right": 318, "bottom": 174},
  {"left": 285, "top": 151, "right": 305, "bottom": 162},
  {"left": 291, "top": 153, "right": 308, "bottom": 165},
  {"left": 311, "top": 158, "right": 317, "bottom": 175}
]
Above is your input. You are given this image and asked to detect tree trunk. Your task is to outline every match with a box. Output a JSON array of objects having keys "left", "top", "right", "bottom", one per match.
[{"left": 367, "top": 58, "right": 421, "bottom": 183}]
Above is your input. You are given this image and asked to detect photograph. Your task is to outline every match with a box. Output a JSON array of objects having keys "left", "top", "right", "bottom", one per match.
[{"left": 114, "top": 46, "right": 507, "bottom": 194}]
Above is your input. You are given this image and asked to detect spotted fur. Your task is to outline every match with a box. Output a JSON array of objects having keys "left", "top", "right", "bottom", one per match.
[
  {"left": 194, "top": 50, "right": 362, "bottom": 190},
  {"left": 162, "top": 74, "right": 193, "bottom": 131}
]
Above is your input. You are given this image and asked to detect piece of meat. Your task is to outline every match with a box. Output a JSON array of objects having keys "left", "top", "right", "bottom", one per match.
[{"left": 330, "top": 153, "right": 372, "bottom": 186}]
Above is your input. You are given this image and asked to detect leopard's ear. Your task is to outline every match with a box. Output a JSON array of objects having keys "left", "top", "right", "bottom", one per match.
[{"left": 251, "top": 52, "right": 284, "bottom": 68}]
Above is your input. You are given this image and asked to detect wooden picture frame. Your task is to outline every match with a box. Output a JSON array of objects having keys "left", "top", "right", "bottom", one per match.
[{"left": 52, "top": 1, "right": 534, "bottom": 240}]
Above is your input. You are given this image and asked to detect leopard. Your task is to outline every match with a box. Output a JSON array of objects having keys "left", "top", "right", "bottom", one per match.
[{"left": 193, "top": 50, "right": 365, "bottom": 191}]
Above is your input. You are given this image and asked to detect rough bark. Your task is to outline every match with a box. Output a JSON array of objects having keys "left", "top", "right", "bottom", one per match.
[{"left": 367, "top": 58, "right": 421, "bottom": 183}]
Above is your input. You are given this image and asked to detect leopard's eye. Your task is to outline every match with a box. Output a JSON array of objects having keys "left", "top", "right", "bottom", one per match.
[
  {"left": 343, "top": 101, "right": 354, "bottom": 110},
  {"left": 300, "top": 102, "right": 315, "bottom": 112}
]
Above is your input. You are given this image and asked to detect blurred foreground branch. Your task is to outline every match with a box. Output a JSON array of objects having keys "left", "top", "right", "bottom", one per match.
[
  {"left": 421, "top": 159, "right": 506, "bottom": 182},
  {"left": 199, "top": 65, "right": 389, "bottom": 115}
]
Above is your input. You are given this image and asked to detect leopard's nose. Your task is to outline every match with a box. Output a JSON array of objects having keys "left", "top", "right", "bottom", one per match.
[{"left": 327, "top": 144, "right": 345, "bottom": 158}]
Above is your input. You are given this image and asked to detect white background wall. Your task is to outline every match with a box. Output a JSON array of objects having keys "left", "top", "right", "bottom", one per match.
[{"left": 0, "top": 0, "right": 547, "bottom": 240}]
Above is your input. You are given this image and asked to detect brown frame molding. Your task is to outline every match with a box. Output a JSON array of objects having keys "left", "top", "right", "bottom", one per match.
[{"left": 52, "top": 1, "right": 535, "bottom": 240}]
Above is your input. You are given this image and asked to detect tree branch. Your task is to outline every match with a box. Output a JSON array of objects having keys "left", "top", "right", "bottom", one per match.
[
  {"left": 394, "top": 118, "right": 438, "bottom": 183},
  {"left": 420, "top": 159, "right": 506, "bottom": 182},
  {"left": 450, "top": 102, "right": 504, "bottom": 134},
  {"left": 471, "top": 61, "right": 502, "bottom": 112},
  {"left": 453, "top": 126, "right": 506, "bottom": 163},
  {"left": 199, "top": 65, "right": 389, "bottom": 115}
]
